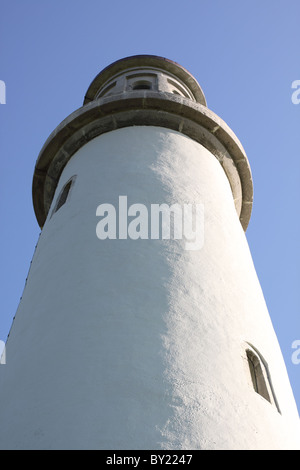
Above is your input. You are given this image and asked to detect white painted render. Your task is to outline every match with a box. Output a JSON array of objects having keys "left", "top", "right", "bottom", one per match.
[{"left": 0, "top": 126, "right": 299, "bottom": 449}]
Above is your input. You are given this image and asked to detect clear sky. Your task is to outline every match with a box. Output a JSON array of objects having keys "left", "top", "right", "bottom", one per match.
[{"left": 0, "top": 0, "right": 299, "bottom": 414}]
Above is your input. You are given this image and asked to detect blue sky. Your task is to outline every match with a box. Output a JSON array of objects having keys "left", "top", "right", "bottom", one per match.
[{"left": 0, "top": 0, "right": 299, "bottom": 413}]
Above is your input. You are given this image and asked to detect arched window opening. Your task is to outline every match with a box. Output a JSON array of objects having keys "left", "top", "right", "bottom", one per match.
[
  {"left": 51, "top": 177, "right": 75, "bottom": 217},
  {"left": 245, "top": 346, "right": 280, "bottom": 413},
  {"left": 97, "top": 81, "right": 117, "bottom": 98},
  {"left": 167, "top": 78, "right": 191, "bottom": 99},
  {"left": 246, "top": 349, "right": 271, "bottom": 402}
]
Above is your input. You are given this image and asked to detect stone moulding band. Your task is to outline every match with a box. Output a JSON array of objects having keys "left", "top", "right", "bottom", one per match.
[{"left": 32, "top": 91, "right": 253, "bottom": 230}]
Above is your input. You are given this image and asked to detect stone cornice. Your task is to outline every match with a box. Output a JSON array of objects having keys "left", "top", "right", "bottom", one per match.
[{"left": 33, "top": 91, "right": 253, "bottom": 230}]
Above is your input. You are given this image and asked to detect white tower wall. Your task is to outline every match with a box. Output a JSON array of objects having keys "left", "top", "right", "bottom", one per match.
[
  {"left": 0, "top": 55, "right": 299, "bottom": 449},
  {"left": 0, "top": 126, "right": 299, "bottom": 449}
]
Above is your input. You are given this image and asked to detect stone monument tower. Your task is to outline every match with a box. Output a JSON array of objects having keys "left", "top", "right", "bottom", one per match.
[{"left": 0, "top": 55, "right": 299, "bottom": 450}]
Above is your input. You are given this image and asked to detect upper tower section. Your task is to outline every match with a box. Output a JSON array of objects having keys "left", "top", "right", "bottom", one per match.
[
  {"left": 32, "top": 55, "right": 253, "bottom": 230},
  {"left": 83, "top": 55, "right": 207, "bottom": 106}
]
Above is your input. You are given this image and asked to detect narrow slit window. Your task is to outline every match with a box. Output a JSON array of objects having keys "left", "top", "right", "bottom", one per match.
[
  {"left": 52, "top": 177, "right": 75, "bottom": 216},
  {"left": 132, "top": 80, "right": 152, "bottom": 90}
]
